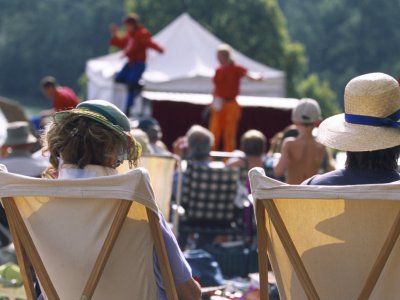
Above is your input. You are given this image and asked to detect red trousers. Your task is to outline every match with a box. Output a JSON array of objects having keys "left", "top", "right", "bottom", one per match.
[{"left": 209, "top": 100, "right": 242, "bottom": 152}]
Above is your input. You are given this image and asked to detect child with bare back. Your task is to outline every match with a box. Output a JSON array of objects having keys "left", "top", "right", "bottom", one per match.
[{"left": 274, "top": 98, "right": 334, "bottom": 184}]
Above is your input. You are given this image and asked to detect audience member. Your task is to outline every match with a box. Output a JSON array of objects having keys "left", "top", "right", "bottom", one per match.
[
  {"left": 226, "top": 129, "right": 267, "bottom": 171},
  {"left": 0, "top": 121, "right": 48, "bottom": 177},
  {"left": 42, "top": 100, "right": 201, "bottom": 300},
  {"left": 274, "top": 98, "right": 334, "bottom": 184},
  {"left": 226, "top": 130, "right": 267, "bottom": 243},
  {"left": 131, "top": 128, "right": 152, "bottom": 155},
  {"left": 186, "top": 125, "right": 215, "bottom": 163},
  {"left": 138, "top": 117, "right": 170, "bottom": 155},
  {"left": 41, "top": 76, "right": 79, "bottom": 113},
  {"left": 306, "top": 72, "right": 400, "bottom": 185}
]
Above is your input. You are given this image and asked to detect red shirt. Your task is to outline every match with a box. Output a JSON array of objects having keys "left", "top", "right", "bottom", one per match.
[
  {"left": 213, "top": 63, "right": 247, "bottom": 99},
  {"left": 53, "top": 87, "right": 79, "bottom": 112},
  {"left": 109, "top": 26, "right": 163, "bottom": 63}
]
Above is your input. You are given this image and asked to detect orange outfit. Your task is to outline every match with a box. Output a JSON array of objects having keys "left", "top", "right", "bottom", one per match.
[{"left": 209, "top": 63, "right": 247, "bottom": 152}]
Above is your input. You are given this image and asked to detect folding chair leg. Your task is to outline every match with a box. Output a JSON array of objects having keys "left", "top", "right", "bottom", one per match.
[
  {"left": 3, "top": 197, "right": 59, "bottom": 300},
  {"left": 358, "top": 210, "right": 400, "bottom": 300},
  {"left": 256, "top": 202, "right": 269, "bottom": 300},
  {"left": 82, "top": 200, "right": 132, "bottom": 300},
  {"left": 264, "top": 200, "right": 319, "bottom": 300},
  {"left": 5, "top": 204, "right": 36, "bottom": 300}
]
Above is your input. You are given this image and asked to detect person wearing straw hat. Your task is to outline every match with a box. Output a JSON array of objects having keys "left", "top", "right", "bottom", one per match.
[
  {"left": 274, "top": 98, "right": 334, "bottom": 184},
  {"left": 41, "top": 99, "right": 201, "bottom": 300},
  {"left": 305, "top": 72, "right": 400, "bottom": 185},
  {"left": 0, "top": 121, "right": 48, "bottom": 177}
]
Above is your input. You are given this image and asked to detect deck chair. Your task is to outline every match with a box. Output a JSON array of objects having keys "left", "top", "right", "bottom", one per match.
[
  {"left": 0, "top": 168, "right": 178, "bottom": 300},
  {"left": 178, "top": 162, "right": 243, "bottom": 237},
  {"left": 118, "top": 154, "right": 179, "bottom": 223},
  {"left": 249, "top": 167, "right": 400, "bottom": 300}
]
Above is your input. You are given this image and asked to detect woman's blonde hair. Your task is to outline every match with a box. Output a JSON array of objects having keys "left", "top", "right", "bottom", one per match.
[{"left": 42, "top": 114, "right": 130, "bottom": 169}]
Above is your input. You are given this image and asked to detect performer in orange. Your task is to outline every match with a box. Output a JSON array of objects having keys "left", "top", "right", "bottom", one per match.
[
  {"left": 209, "top": 44, "right": 262, "bottom": 152},
  {"left": 109, "top": 13, "right": 164, "bottom": 116}
]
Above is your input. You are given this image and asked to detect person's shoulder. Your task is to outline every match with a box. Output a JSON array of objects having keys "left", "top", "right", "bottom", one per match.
[
  {"left": 57, "top": 86, "right": 74, "bottom": 94},
  {"left": 136, "top": 26, "right": 151, "bottom": 37},
  {"left": 282, "top": 137, "right": 296, "bottom": 148},
  {"left": 233, "top": 63, "right": 247, "bottom": 73},
  {"left": 305, "top": 169, "right": 345, "bottom": 185}
]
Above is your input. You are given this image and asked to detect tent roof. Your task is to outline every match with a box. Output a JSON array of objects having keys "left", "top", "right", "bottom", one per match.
[
  {"left": 86, "top": 13, "right": 285, "bottom": 96},
  {"left": 144, "top": 12, "right": 284, "bottom": 82}
]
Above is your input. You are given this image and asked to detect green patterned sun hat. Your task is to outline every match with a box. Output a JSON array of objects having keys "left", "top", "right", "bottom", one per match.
[{"left": 54, "top": 99, "right": 130, "bottom": 137}]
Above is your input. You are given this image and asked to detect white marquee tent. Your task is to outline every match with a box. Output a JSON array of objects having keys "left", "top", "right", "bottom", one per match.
[{"left": 86, "top": 13, "right": 286, "bottom": 110}]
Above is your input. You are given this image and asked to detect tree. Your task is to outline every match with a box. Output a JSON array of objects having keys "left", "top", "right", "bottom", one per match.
[
  {"left": 0, "top": 0, "right": 124, "bottom": 100},
  {"left": 279, "top": 0, "right": 400, "bottom": 100},
  {"left": 297, "top": 73, "right": 339, "bottom": 118}
]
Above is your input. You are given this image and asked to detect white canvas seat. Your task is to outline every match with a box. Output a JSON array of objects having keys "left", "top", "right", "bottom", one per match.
[
  {"left": 119, "top": 155, "right": 178, "bottom": 222},
  {"left": 0, "top": 168, "right": 178, "bottom": 300},
  {"left": 249, "top": 167, "right": 400, "bottom": 300}
]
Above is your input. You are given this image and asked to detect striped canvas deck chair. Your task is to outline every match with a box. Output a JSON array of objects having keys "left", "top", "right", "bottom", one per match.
[
  {"left": 0, "top": 168, "right": 178, "bottom": 300},
  {"left": 249, "top": 167, "right": 400, "bottom": 300}
]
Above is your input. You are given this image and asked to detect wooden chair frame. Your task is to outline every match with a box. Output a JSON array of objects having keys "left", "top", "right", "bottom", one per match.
[
  {"left": 2, "top": 196, "right": 178, "bottom": 300},
  {"left": 256, "top": 198, "right": 400, "bottom": 300}
]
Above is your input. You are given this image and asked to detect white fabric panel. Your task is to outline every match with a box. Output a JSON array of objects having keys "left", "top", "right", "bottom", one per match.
[
  {"left": 0, "top": 168, "right": 158, "bottom": 213},
  {"left": 249, "top": 167, "right": 400, "bottom": 300},
  {"left": 0, "top": 168, "right": 159, "bottom": 299},
  {"left": 0, "top": 109, "right": 7, "bottom": 146}
]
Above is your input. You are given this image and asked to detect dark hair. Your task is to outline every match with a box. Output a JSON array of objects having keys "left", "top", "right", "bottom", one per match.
[
  {"left": 43, "top": 114, "right": 127, "bottom": 169},
  {"left": 345, "top": 145, "right": 400, "bottom": 171},
  {"left": 124, "top": 13, "right": 140, "bottom": 25},
  {"left": 41, "top": 76, "right": 57, "bottom": 88},
  {"left": 241, "top": 130, "right": 266, "bottom": 156}
]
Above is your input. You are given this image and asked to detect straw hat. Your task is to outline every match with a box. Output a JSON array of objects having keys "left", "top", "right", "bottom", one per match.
[
  {"left": 317, "top": 73, "right": 400, "bottom": 152},
  {"left": 4, "top": 121, "right": 37, "bottom": 146}
]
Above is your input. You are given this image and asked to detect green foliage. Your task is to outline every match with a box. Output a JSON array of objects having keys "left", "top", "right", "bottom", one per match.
[
  {"left": 0, "top": 0, "right": 124, "bottom": 99},
  {"left": 284, "top": 42, "right": 307, "bottom": 97},
  {"left": 279, "top": 0, "right": 400, "bottom": 98},
  {"left": 297, "top": 74, "right": 340, "bottom": 118},
  {"left": 126, "top": 0, "right": 307, "bottom": 97}
]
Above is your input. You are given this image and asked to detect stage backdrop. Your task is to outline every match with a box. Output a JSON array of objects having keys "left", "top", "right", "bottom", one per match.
[{"left": 143, "top": 92, "right": 298, "bottom": 150}]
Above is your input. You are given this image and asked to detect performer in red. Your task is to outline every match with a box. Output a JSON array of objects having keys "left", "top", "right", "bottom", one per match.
[
  {"left": 209, "top": 44, "right": 262, "bottom": 152},
  {"left": 109, "top": 13, "right": 164, "bottom": 116},
  {"left": 41, "top": 76, "right": 79, "bottom": 112}
]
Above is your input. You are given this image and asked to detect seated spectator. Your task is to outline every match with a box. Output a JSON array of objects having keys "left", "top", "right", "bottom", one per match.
[
  {"left": 42, "top": 100, "right": 201, "bottom": 300},
  {"left": 131, "top": 128, "right": 152, "bottom": 155},
  {"left": 226, "top": 129, "right": 267, "bottom": 243},
  {"left": 180, "top": 125, "right": 223, "bottom": 168},
  {"left": 274, "top": 98, "right": 334, "bottom": 184},
  {"left": 226, "top": 129, "right": 267, "bottom": 171},
  {"left": 306, "top": 72, "right": 400, "bottom": 185},
  {"left": 138, "top": 117, "right": 170, "bottom": 155},
  {"left": 0, "top": 121, "right": 48, "bottom": 177},
  {"left": 172, "top": 125, "right": 221, "bottom": 198}
]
